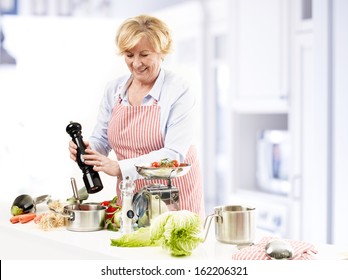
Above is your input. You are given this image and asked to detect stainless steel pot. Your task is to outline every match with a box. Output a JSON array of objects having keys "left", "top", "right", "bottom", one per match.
[
  {"left": 61, "top": 203, "right": 106, "bottom": 232},
  {"left": 203, "top": 205, "right": 255, "bottom": 245}
]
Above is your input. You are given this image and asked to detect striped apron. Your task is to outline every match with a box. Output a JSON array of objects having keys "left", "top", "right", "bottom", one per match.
[{"left": 107, "top": 97, "right": 205, "bottom": 219}]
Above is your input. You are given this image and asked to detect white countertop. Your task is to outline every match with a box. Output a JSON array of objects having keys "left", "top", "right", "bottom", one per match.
[{"left": 1, "top": 201, "right": 347, "bottom": 260}]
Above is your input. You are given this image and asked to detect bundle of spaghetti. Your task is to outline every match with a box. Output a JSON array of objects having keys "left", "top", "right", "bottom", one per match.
[
  {"left": 48, "top": 199, "right": 64, "bottom": 212},
  {"left": 39, "top": 212, "right": 66, "bottom": 231},
  {"left": 38, "top": 200, "right": 66, "bottom": 231}
]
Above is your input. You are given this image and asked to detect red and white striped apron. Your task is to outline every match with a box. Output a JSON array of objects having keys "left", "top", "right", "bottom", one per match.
[{"left": 107, "top": 97, "right": 204, "bottom": 219}]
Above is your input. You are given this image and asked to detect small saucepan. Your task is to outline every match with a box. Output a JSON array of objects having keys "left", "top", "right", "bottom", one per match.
[
  {"left": 51, "top": 203, "right": 106, "bottom": 232},
  {"left": 50, "top": 177, "right": 106, "bottom": 231},
  {"left": 63, "top": 203, "right": 106, "bottom": 232},
  {"left": 203, "top": 205, "right": 256, "bottom": 246}
]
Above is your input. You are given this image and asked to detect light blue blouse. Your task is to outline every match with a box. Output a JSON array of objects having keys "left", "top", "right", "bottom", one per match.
[{"left": 89, "top": 68, "right": 197, "bottom": 180}]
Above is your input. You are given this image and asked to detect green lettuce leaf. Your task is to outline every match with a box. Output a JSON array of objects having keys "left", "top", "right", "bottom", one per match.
[
  {"left": 110, "top": 227, "right": 159, "bottom": 247},
  {"left": 150, "top": 210, "right": 203, "bottom": 256}
]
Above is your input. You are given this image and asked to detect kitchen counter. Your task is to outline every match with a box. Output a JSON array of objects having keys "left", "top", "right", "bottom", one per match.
[{"left": 1, "top": 201, "right": 347, "bottom": 260}]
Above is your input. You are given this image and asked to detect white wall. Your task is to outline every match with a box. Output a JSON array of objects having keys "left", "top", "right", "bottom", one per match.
[{"left": 0, "top": 16, "right": 125, "bottom": 202}]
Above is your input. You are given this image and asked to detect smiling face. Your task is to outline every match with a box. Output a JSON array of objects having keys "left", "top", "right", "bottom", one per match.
[{"left": 124, "top": 36, "right": 163, "bottom": 85}]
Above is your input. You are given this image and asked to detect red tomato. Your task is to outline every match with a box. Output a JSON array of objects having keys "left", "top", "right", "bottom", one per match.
[
  {"left": 171, "top": 160, "right": 179, "bottom": 167},
  {"left": 151, "top": 161, "right": 160, "bottom": 167}
]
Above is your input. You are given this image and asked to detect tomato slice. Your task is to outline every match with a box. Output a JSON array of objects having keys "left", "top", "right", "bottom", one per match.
[{"left": 151, "top": 159, "right": 181, "bottom": 167}]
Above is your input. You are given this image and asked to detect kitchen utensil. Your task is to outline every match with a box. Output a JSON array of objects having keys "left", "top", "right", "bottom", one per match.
[
  {"left": 33, "top": 194, "right": 51, "bottom": 212},
  {"left": 203, "top": 205, "right": 255, "bottom": 245},
  {"left": 70, "top": 177, "right": 82, "bottom": 204},
  {"left": 133, "top": 191, "right": 148, "bottom": 220},
  {"left": 265, "top": 239, "right": 294, "bottom": 260},
  {"left": 132, "top": 162, "right": 187, "bottom": 227},
  {"left": 132, "top": 188, "right": 173, "bottom": 227},
  {"left": 63, "top": 203, "right": 106, "bottom": 232},
  {"left": 135, "top": 163, "right": 191, "bottom": 179},
  {"left": 50, "top": 203, "right": 107, "bottom": 231},
  {"left": 33, "top": 195, "right": 51, "bottom": 205},
  {"left": 66, "top": 121, "right": 103, "bottom": 194}
]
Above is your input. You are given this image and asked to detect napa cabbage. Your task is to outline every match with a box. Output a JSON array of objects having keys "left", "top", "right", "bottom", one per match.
[
  {"left": 110, "top": 210, "right": 203, "bottom": 256},
  {"left": 150, "top": 210, "right": 203, "bottom": 256},
  {"left": 110, "top": 227, "right": 159, "bottom": 247}
]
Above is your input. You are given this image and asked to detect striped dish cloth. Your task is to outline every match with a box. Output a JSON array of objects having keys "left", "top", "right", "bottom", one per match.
[{"left": 231, "top": 236, "right": 318, "bottom": 260}]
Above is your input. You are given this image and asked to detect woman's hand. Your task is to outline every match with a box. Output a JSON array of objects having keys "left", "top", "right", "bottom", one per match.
[
  {"left": 83, "top": 148, "right": 122, "bottom": 178},
  {"left": 68, "top": 140, "right": 91, "bottom": 161}
]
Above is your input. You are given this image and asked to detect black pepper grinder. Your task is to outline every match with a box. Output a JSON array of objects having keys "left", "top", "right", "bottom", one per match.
[{"left": 66, "top": 121, "right": 103, "bottom": 194}]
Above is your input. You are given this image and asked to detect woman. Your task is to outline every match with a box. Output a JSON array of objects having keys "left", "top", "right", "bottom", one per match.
[{"left": 68, "top": 14, "right": 204, "bottom": 219}]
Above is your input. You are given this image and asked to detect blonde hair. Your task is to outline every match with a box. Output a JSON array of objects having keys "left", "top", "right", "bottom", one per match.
[{"left": 116, "top": 14, "right": 173, "bottom": 55}]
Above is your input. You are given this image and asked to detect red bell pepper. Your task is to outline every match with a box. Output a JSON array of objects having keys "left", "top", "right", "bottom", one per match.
[{"left": 100, "top": 196, "right": 121, "bottom": 220}]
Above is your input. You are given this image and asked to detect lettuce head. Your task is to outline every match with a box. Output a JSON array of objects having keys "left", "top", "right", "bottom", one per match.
[{"left": 150, "top": 210, "right": 203, "bottom": 256}]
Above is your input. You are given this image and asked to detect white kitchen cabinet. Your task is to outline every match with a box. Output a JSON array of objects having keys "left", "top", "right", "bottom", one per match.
[
  {"left": 289, "top": 0, "right": 316, "bottom": 241},
  {"left": 231, "top": 0, "right": 290, "bottom": 109}
]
